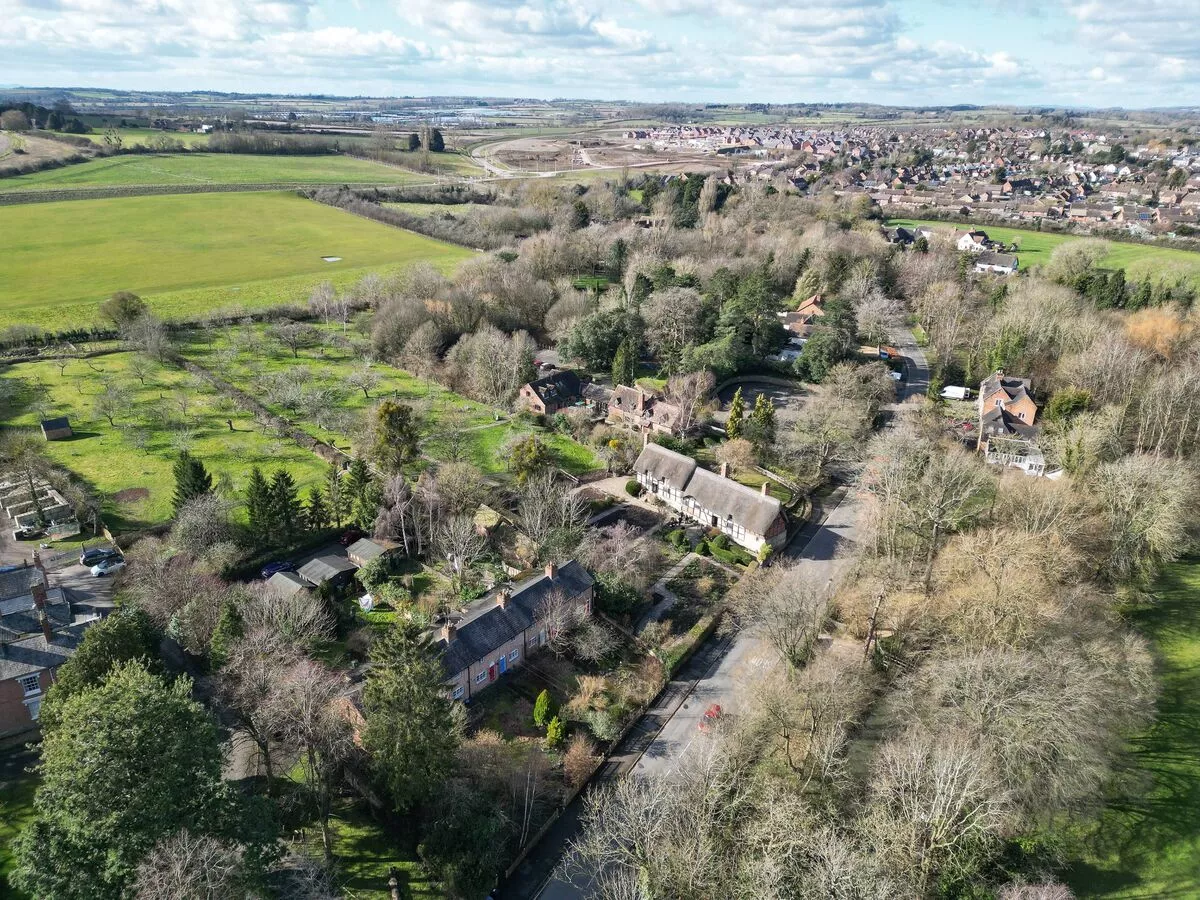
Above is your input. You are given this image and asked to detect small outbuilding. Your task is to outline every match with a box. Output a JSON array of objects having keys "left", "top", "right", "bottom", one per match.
[
  {"left": 40, "top": 417, "right": 73, "bottom": 441},
  {"left": 264, "top": 571, "right": 312, "bottom": 602},
  {"left": 346, "top": 537, "right": 396, "bottom": 568},
  {"left": 297, "top": 555, "right": 358, "bottom": 590}
]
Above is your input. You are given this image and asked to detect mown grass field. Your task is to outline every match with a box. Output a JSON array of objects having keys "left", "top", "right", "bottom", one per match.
[
  {"left": 0, "top": 352, "right": 328, "bottom": 533},
  {"left": 0, "top": 152, "right": 430, "bottom": 192},
  {"left": 887, "top": 218, "right": 1200, "bottom": 289},
  {"left": 2, "top": 192, "right": 474, "bottom": 330},
  {"left": 54, "top": 127, "right": 213, "bottom": 148},
  {"left": 1067, "top": 560, "right": 1200, "bottom": 898}
]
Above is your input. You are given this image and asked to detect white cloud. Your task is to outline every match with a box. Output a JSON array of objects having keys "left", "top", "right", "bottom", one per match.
[{"left": 2, "top": 0, "right": 1199, "bottom": 104}]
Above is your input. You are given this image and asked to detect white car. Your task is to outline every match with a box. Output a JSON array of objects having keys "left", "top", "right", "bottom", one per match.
[{"left": 90, "top": 558, "right": 126, "bottom": 577}]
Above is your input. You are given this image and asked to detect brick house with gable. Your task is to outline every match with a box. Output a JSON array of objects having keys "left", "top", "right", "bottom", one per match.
[{"left": 435, "top": 561, "right": 594, "bottom": 702}]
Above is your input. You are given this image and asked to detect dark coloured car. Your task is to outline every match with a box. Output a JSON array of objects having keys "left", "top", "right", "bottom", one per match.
[
  {"left": 80, "top": 547, "right": 121, "bottom": 567},
  {"left": 261, "top": 560, "right": 297, "bottom": 579},
  {"left": 338, "top": 528, "right": 364, "bottom": 546}
]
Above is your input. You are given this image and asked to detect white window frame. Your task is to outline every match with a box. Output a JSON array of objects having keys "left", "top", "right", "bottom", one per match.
[
  {"left": 474, "top": 671, "right": 488, "bottom": 685},
  {"left": 451, "top": 685, "right": 465, "bottom": 700},
  {"left": 18, "top": 674, "right": 41, "bottom": 696},
  {"left": 508, "top": 649, "right": 520, "bottom": 663}
]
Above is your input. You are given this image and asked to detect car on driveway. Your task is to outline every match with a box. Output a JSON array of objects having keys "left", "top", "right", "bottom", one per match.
[
  {"left": 90, "top": 557, "right": 125, "bottom": 577},
  {"left": 338, "top": 527, "right": 364, "bottom": 546},
  {"left": 81, "top": 547, "right": 121, "bottom": 567},
  {"left": 698, "top": 703, "right": 724, "bottom": 732},
  {"left": 261, "top": 560, "right": 297, "bottom": 579}
]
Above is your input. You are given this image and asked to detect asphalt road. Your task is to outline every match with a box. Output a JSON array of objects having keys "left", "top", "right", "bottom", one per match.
[{"left": 509, "top": 485, "right": 862, "bottom": 900}]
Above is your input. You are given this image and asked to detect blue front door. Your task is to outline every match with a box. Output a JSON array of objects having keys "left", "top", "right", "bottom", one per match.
[{"left": 498, "top": 655, "right": 508, "bottom": 675}]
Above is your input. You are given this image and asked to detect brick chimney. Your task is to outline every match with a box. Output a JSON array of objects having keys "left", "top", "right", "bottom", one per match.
[
  {"left": 497, "top": 588, "right": 511, "bottom": 610},
  {"left": 39, "top": 610, "right": 53, "bottom": 642},
  {"left": 441, "top": 621, "right": 457, "bottom": 643},
  {"left": 720, "top": 462, "right": 729, "bottom": 479},
  {"left": 545, "top": 561, "right": 558, "bottom": 579},
  {"left": 636, "top": 389, "right": 646, "bottom": 413},
  {"left": 761, "top": 481, "right": 769, "bottom": 496}
]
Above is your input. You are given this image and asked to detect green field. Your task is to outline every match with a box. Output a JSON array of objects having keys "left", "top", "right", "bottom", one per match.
[
  {"left": 54, "top": 127, "right": 213, "bottom": 148},
  {"left": 0, "top": 152, "right": 430, "bottom": 192},
  {"left": 383, "top": 201, "right": 476, "bottom": 217},
  {"left": 887, "top": 218, "right": 1200, "bottom": 289},
  {"left": 1067, "top": 561, "right": 1200, "bottom": 898},
  {"left": 2, "top": 192, "right": 474, "bottom": 330},
  {"left": 0, "top": 352, "right": 328, "bottom": 532}
]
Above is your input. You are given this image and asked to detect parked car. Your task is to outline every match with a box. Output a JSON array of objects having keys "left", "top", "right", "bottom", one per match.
[
  {"left": 90, "top": 557, "right": 126, "bottom": 577},
  {"left": 698, "top": 703, "right": 724, "bottom": 732},
  {"left": 81, "top": 547, "right": 121, "bottom": 567},
  {"left": 261, "top": 560, "right": 297, "bottom": 579},
  {"left": 338, "top": 527, "right": 364, "bottom": 546}
]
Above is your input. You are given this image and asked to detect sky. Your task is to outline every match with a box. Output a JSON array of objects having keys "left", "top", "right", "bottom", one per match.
[{"left": 2, "top": 0, "right": 1199, "bottom": 108}]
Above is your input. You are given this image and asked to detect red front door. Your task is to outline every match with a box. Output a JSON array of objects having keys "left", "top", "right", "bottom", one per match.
[{"left": 488, "top": 664, "right": 497, "bottom": 682}]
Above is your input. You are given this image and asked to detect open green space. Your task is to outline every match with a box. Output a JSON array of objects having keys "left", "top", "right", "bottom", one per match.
[
  {"left": 0, "top": 152, "right": 430, "bottom": 192},
  {"left": 0, "top": 352, "right": 328, "bottom": 533},
  {"left": 181, "top": 322, "right": 497, "bottom": 450},
  {"left": 1067, "top": 560, "right": 1200, "bottom": 898},
  {"left": 2, "top": 192, "right": 474, "bottom": 330},
  {"left": 179, "top": 322, "right": 603, "bottom": 477},
  {"left": 383, "top": 201, "right": 476, "bottom": 218},
  {"left": 54, "top": 128, "right": 213, "bottom": 148},
  {"left": 887, "top": 218, "right": 1200, "bottom": 289}
]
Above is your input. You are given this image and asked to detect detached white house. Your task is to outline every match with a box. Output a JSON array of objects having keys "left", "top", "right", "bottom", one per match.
[
  {"left": 633, "top": 443, "right": 787, "bottom": 553},
  {"left": 974, "top": 251, "right": 1019, "bottom": 275}
]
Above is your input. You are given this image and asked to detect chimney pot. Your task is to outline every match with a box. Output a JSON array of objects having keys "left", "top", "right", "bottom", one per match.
[
  {"left": 442, "top": 621, "right": 457, "bottom": 643},
  {"left": 545, "top": 561, "right": 558, "bottom": 579},
  {"left": 720, "top": 462, "right": 729, "bottom": 479}
]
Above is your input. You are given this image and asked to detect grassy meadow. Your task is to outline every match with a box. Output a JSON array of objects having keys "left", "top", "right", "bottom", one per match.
[
  {"left": 0, "top": 352, "right": 328, "bottom": 532},
  {"left": 2, "top": 192, "right": 474, "bottom": 330},
  {"left": 1067, "top": 561, "right": 1200, "bottom": 898},
  {"left": 53, "top": 127, "right": 214, "bottom": 148},
  {"left": 0, "top": 152, "right": 430, "bottom": 192},
  {"left": 887, "top": 218, "right": 1200, "bottom": 290},
  {"left": 180, "top": 322, "right": 605, "bottom": 477}
]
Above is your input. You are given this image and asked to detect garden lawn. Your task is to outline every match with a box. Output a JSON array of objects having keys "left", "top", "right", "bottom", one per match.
[
  {"left": 1, "top": 192, "right": 474, "bottom": 330},
  {"left": 432, "top": 421, "right": 604, "bottom": 478},
  {"left": 0, "top": 152, "right": 429, "bottom": 192},
  {"left": 0, "top": 352, "right": 328, "bottom": 533},
  {"left": 1066, "top": 560, "right": 1200, "bottom": 898},
  {"left": 886, "top": 218, "right": 1200, "bottom": 290}
]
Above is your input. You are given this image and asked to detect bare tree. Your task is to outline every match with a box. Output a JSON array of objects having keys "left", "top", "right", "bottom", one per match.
[
  {"left": 132, "top": 830, "right": 246, "bottom": 900},
  {"left": 128, "top": 357, "right": 152, "bottom": 386},
  {"left": 715, "top": 437, "right": 756, "bottom": 474},
  {"left": 218, "top": 630, "right": 299, "bottom": 789},
  {"left": 729, "top": 563, "right": 832, "bottom": 670},
  {"left": 269, "top": 322, "right": 319, "bottom": 359},
  {"left": 93, "top": 379, "right": 131, "bottom": 427},
  {"left": 534, "top": 587, "right": 589, "bottom": 655},
  {"left": 435, "top": 514, "right": 487, "bottom": 594},
  {"left": 277, "top": 659, "right": 355, "bottom": 861},
  {"left": 665, "top": 369, "right": 716, "bottom": 434},
  {"left": 346, "top": 364, "right": 381, "bottom": 399},
  {"left": 517, "top": 471, "right": 587, "bottom": 558},
  {"left": 644, "top": 287, "right": 705, "bottom": 372},
  {"left": 576, "top": 521, "right": 662, "bottom": 592},
  {"left": 865, "top": 726, "right": 1011, "bottom": 894}
]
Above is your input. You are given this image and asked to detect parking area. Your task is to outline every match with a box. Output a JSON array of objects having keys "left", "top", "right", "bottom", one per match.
[{"left": 715, "top": 379, "right": 808, "bottom": 427}]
